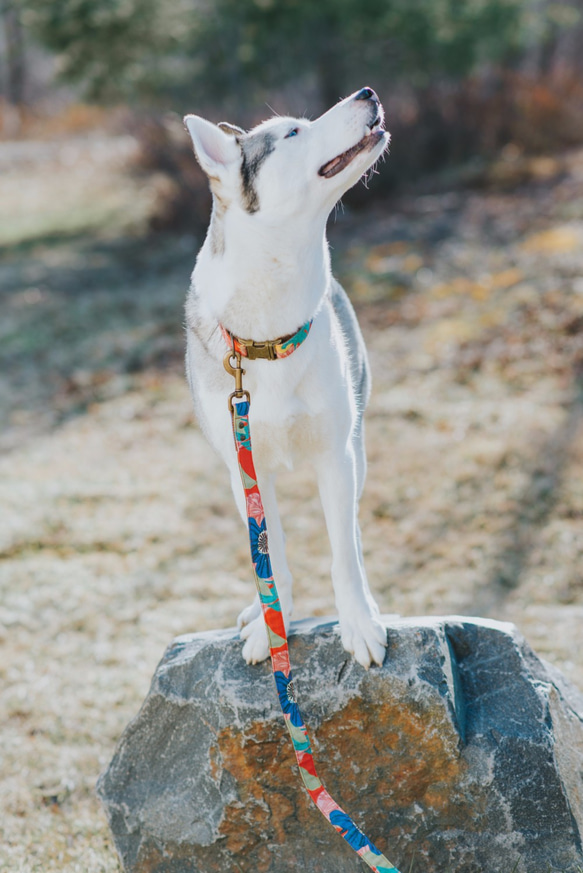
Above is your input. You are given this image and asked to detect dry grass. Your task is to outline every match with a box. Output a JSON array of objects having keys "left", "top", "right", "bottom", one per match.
[{"left": 1, "top": 138, "right": 583, "bottom": 871}]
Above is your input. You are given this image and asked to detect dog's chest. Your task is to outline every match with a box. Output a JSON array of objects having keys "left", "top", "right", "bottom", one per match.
[
  {"left": 247, "top": 407, "right": 328, "bottom": 473},
  {"left": 222, "top": 336, "right": 329, "bottom": 471}
]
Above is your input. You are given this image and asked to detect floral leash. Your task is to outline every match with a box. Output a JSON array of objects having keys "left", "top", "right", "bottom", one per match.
[{"left": 224, "top": 345, "right": 400, "bottom": 872}]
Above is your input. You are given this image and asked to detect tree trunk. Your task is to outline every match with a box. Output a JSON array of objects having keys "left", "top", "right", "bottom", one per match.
[{"left": 2, "top": 0, "right": 26, "bottom": 105}]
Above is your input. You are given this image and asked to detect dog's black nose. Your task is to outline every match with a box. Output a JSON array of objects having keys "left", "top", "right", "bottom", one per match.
[{"left": 355, "top": 87, "right": 378, "bottom": 102}]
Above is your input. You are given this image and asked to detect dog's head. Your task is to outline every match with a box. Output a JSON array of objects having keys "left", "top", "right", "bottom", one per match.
[{"left": 184, "top": 88, "right": 389, "bottom": 224}]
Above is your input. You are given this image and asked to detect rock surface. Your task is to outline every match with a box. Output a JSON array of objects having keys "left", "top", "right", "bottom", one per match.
[{"left": 97, "top": 616, "right": 583, "bottom": 873}]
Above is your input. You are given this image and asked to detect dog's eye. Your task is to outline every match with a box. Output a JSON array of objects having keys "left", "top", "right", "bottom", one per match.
[{"left": 284, "top": 128, "right": 300, "bottom": 139}]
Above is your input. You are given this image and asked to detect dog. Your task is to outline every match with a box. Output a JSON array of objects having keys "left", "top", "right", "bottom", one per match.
[{"left": 184, "top": 87, "right": 390, "bottom": 669}]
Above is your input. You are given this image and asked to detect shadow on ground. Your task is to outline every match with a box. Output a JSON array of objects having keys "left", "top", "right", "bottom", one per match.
[
  {"left": 478, "top": 361, "right": 583, "bottom": 614},
  {"left": 0, "top": 233, "right": 197, "bottom": 448}
]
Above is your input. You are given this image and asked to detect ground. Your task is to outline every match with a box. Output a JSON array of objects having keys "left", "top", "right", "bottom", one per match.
[{"left": 1, "top": 137, "right": 583, "bottom": 871}]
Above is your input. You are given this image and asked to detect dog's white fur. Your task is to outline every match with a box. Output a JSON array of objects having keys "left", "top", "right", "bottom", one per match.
[{"left": 184, "top": 89, "right": 390, "bottom": 668}]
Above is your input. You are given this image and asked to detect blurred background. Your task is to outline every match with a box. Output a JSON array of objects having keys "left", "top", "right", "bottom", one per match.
[
  {"left": 2, "top": 2, "right": 583, "bottom": 870},
  {"left": 4, "top": 0, "right": 583, "bottom": 230}
]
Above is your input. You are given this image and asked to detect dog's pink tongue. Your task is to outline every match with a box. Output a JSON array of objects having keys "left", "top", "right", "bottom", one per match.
[{"left": 318, "top": 136, "right": 369, "bottom": 178}]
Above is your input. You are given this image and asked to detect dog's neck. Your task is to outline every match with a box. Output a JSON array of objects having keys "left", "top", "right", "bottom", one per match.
[{"left": 193, "top": 203, "right": 331, "bottom": 341}]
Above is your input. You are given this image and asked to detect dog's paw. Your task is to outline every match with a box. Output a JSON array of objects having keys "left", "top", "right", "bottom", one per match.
[
  {"left": 338, "top": 609, "right": 387, "bottom": 669},
  {"left": 237, "top": 597, "right": 261, "bottom": 630},
  {"left": 240, "top": 616, "right": 270, "bottom": 664}
]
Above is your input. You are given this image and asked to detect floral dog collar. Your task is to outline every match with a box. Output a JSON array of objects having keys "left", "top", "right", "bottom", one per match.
[{"left": 220, "top": 319, "right": 312, "bottom": 361}]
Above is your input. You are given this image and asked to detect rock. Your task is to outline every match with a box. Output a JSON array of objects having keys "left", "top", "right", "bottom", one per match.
[{"left": 97, "top": 617, "right": 583, "bottom": 873}]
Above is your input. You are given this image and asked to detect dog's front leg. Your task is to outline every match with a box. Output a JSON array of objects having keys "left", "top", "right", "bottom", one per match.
[
  {"left": 235, "top": 472, "right": 294, "bottom": 665},
  {"left": 316, "top": 449, "right": 387, "bottom": 669}
]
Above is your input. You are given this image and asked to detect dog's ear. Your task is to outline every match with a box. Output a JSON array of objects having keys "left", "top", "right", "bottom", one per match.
[{"left": 184, "top": 115, "right": 241, "bottom": 176}]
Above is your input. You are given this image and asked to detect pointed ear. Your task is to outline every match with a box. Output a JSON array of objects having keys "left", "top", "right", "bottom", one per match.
[{"left": 184, "top": 115, "right": 241, "bottom": 176}]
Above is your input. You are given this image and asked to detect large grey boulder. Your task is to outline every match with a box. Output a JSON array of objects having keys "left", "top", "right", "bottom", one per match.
[{"left": 97, "top": 617, "right": 583, "bottom": 873}]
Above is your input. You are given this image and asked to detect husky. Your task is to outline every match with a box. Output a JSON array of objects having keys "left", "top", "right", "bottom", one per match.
[{"left": 184, "top": 87, "right": 390, "bottom": 669}]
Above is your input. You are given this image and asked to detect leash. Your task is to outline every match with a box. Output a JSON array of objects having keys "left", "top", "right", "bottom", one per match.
[{"left": 223, "top": 342, "right": 400, "bottom": 873}]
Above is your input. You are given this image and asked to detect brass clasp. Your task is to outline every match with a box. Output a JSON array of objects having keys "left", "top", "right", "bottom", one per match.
[
  {"left": 223, "top": 349, "right": 245, "bottom": 392},
  {"left": 246, "top": 340, "right": 277, "bottom": 361},
  {"left": 224, "top": 350, "right": 250, "bottom": 412}
]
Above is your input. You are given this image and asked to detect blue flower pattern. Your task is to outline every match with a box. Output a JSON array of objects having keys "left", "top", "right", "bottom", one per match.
[
  {"left": 274, "top": 670, "right": 302, "bottom": 726},
  {"left": 249, "top": 516, "right": 271, "bottom": 579}
]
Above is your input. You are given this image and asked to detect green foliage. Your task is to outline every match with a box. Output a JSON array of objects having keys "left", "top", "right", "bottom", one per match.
[
  {"left": 24, "top": 0, "right": 529, "bottom": 110},
  {"left": 183, "top": 0, "right": 524, "bottom": 103},
  {"left": 23, "top": 0, "right": 171, "bottom": 103}
]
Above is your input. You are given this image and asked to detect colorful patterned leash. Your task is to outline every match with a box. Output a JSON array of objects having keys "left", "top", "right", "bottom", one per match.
[{"left": 224, "top": 347, "right": 400, "bottom": 873}]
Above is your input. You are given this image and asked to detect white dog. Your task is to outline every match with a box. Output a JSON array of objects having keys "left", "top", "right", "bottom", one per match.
[{"left": 184, "top": 88, "right": 390, "bottom": 669}]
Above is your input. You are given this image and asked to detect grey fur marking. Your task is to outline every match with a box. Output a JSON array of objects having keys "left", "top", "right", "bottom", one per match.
[
  {"left": 240, "top": 132, "right": 275, "bottom": 214},
  {"left": 330, "top": 279, "right": 371, "bottom": 424}
]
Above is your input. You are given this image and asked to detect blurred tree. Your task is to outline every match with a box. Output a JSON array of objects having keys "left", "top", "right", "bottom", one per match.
[
  {"left": 21, "top": 0, "right": 583, "bottom": 231},
  {"left": 24, "top": 0, "right": 528, "bottom": 112},
  {"left": 192, "top": 0, "right": 525, "bottom": 106},
  {"left": 2, "top": 0, "right": 26, "bottom": 105},
  {"left": 22, "top": 0, "right": 171, "bottom": 104}
]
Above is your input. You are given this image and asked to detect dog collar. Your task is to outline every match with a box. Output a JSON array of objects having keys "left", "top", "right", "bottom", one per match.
[{"left": 220, "top": 319, "right": 312, "bottom": 361}]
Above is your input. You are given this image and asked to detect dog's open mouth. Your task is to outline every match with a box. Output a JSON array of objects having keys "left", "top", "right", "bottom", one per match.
[{"left": 318, "top": 119, "right": 385, "bottom": 179}]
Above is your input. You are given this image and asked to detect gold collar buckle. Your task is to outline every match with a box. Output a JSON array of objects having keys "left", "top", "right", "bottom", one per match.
[{"left": 245, "top": 340, "right": 277, "bottom": 361}]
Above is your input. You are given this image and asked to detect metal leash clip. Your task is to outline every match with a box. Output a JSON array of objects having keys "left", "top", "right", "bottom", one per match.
[{"left": 223, "top": 349, "right": 251, "bottom": 413}]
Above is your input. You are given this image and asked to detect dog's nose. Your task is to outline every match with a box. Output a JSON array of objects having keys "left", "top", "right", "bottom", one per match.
[{"left": 354, "top": 87, "right": 378, "bottom": 103}]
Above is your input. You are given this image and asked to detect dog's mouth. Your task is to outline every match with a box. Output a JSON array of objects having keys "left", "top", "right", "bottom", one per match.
[{"left": 318, "top": 116, "right": 385, "bottom": 179}]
